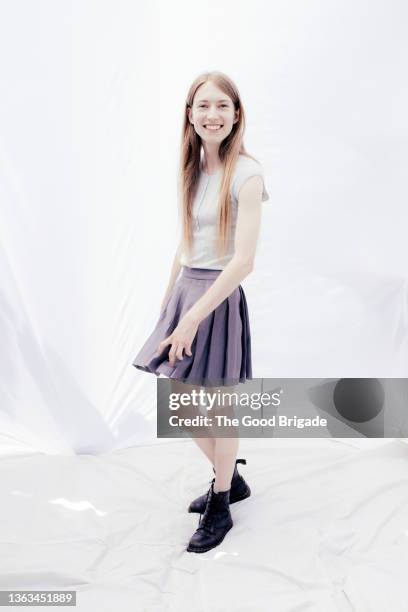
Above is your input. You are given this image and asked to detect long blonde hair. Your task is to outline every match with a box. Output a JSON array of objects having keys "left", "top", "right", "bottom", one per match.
[{"left": 179, "top": 71, "right": 256, "bottom": 258}]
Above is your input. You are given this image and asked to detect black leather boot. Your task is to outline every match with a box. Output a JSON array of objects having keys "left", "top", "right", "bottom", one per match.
[
  {"left": 188, "top": 458, "right": 251, "bottom": 514},
  {"left": 187, "top": 482, "right": 233, "bottom": 553}
]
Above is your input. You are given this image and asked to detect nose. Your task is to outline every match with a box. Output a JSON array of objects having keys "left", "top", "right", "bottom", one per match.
[{"left": 206, "top": 105, "right": 220, "bottom": 120}]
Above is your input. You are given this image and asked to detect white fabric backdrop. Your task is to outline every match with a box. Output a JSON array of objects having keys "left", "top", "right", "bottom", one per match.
[
  {"left": 1, "top": 3, "right": 408, "bottom": 610},
  {"left": 1, "top": 437, "right": 407, "bottom": 611},
  {"left": 0, "top": 0, "right": 407, "bottom": 455}
]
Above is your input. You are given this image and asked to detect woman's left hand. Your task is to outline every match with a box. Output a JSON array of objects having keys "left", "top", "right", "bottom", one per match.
[{"left": 156, "top": 313, "right": 199, "bottom": 366}]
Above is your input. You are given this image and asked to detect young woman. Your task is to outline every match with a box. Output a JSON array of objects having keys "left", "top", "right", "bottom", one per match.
[{"left": 133, "top": 71, "right": 269, "bottom": 553}]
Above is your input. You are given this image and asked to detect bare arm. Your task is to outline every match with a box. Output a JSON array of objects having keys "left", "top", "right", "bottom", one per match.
[
  {"left": 185, "top": 174, "right": 264, "bottom": 324},
  {"left": 156, "top": 175, "right": 264, "bottom": 365},
  {"left": 160, "top": 239, "right": 183, "bottom": 312}
]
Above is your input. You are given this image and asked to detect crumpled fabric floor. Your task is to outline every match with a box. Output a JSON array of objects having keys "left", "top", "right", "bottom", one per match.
[{"left": 1, "top": 438, "right": 407, "bottom": 611}]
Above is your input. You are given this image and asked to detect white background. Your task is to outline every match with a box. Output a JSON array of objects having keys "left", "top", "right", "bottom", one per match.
[
  {"left": 0, "top": 0, "right": 407, "bottom": 453},
  {"left": 1, "top": 3, "right": 408, "bottom": 610}
]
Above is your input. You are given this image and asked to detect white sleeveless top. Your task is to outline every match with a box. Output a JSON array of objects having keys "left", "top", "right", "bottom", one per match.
[{"left": 179, "top": 154, "right": 269, "bottom": 270}]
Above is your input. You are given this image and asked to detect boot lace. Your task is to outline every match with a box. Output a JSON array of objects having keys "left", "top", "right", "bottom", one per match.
[{"left": 198, "top": 482, "right": 215, "bottom": 534}]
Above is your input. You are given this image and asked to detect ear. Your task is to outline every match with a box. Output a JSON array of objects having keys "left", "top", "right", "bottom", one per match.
[
  {"left": 234, "top": 108, "right": 239, "bottom": 124},
  {"left": 187, "top": 107, "right": 193, "bottom": 124}
]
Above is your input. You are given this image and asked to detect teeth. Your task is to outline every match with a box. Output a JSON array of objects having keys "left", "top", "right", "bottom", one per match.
[{"left": 205, "top": 125, "right": 222, "bottom": 130}]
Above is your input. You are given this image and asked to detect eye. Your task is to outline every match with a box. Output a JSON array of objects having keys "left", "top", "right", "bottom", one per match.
[{"left": 221, "top": 104, "right": 228, "bottom": 108}]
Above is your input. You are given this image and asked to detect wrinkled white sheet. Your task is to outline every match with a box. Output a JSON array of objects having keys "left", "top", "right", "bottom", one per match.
[
  {"left": 1, "top": 438, "right": 407, "bottom": 611},
  {"left": 1, "top": 1, "right": 408, "bottom": 609}
]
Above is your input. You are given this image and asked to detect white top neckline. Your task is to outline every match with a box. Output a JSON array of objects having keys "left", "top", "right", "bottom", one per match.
[{"left": 200, "top": 165, "right": 223, "bottom": 177}]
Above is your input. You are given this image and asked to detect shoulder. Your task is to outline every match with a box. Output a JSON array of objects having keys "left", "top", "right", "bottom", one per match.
[
  {"left": 231, "top": 154, "right": 269, "bottom": 203},
  {"left": 235, "top": 154, "right": 265, "bottom": 174}
]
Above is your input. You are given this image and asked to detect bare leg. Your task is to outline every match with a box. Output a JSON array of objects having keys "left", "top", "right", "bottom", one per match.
[
  {"left": 211, "top": 385, "right": 240, "bottom": 493},
  {"left": 214, "top": 437, "right": 239, "bottom": 492},
  {"left": 170, "top": 379, "right": 215, "bottom": 466},
  {"left": 193, "top": 434, "right": 216, "bottom": 467}
]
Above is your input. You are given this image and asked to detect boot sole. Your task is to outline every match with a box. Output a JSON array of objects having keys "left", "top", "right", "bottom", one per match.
[
  {"left": 186, "top": 523, "right": 233, "bottom": 553},
  {"left": 188, "top": 487, "right": 251, "bottom": 514}
]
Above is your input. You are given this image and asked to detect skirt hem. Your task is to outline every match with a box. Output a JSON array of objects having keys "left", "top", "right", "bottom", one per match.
[{"left": 132, "top": 363, "right": 252, "bottom": 388}]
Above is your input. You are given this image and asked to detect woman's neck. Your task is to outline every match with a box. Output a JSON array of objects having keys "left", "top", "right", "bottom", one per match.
[{"left": 201, "top": 143, "right": 222, "bottom": 175}]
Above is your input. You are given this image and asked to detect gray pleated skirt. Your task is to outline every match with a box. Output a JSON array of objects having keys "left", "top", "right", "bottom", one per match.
[{"left": 132, "top": 266, "right": 252, "bottom": 387}]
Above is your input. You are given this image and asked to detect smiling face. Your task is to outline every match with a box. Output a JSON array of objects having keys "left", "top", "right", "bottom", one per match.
[{"left": 187, "top": 80, "right": 239, "bottom": 142}]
